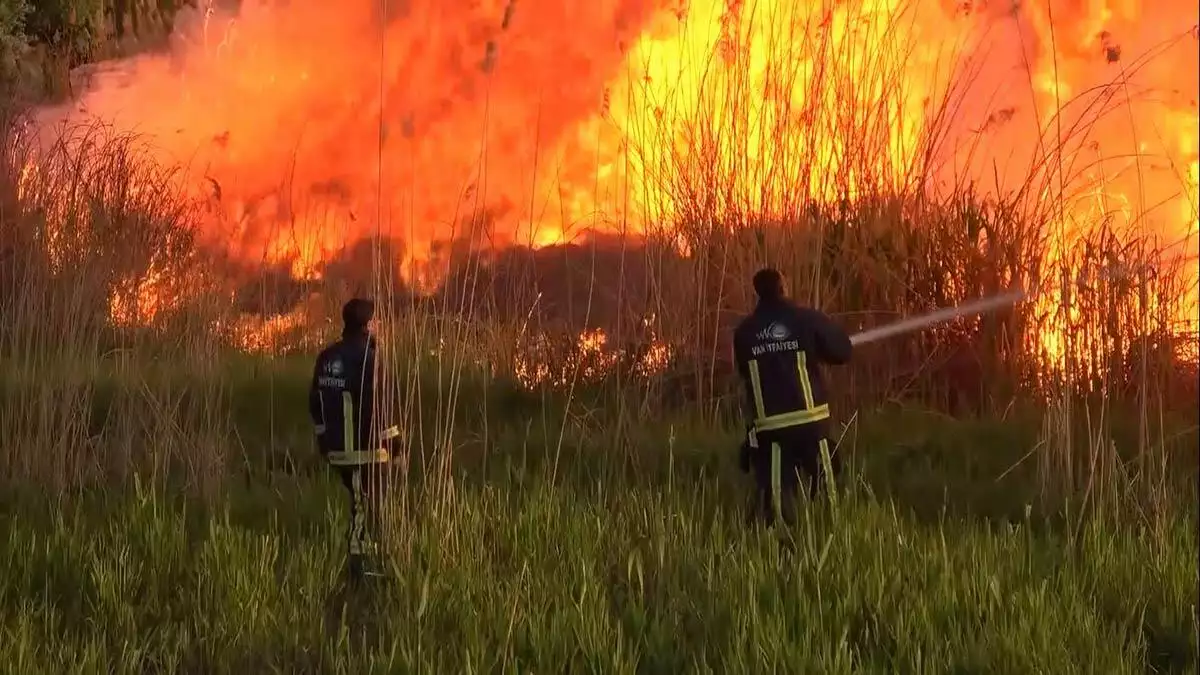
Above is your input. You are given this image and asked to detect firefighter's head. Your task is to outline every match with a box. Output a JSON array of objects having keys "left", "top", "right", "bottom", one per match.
[
  {"left": 752, "top": 268, "right": 786, "bottom": 302},
  {"left": 342, "top": 298, "right": 375, "bottom": 337}
]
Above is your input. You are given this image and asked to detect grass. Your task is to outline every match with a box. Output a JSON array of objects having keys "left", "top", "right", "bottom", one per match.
[
  {"left": 0, "top": 359, "right": 1196, "bottom": 673},
  {"left": 0, "top": 428, "right": 1195, "bottom": 673}
]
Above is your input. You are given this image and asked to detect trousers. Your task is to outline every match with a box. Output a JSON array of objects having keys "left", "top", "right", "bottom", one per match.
[
  {"left": 747, "top": 423, "right": 841, "bottom": 526},
  {"left": 336, "top": 464, "right": 388, "bottom": 564}
]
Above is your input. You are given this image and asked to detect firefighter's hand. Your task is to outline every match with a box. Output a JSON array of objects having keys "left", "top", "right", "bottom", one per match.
[
  {"left": 314, "top": 424, "right": 328, "bottom": 458},
  {"left": 381, "top": 425, "right": 402, "bottom": 459}
]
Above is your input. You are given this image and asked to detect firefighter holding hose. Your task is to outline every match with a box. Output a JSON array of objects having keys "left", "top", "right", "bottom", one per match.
[
  {"left": 309, "top": 298, "right": 396, "bottom": 582},
  {"left": 733, "top": 268, "right": 853, "bottom": 526}
]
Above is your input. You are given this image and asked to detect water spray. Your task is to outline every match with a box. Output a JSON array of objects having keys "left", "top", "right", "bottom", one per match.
[{"left": 849, "top": 288, "right": 1028, "bottom": 347}]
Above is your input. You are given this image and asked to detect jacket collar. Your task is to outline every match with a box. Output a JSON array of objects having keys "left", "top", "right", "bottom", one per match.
[
  {"left": 755, "top": 296, "right": 789, "bottom": 312},
  {"left": 341, "top": 329, "right": 375, "bottom": 348}
]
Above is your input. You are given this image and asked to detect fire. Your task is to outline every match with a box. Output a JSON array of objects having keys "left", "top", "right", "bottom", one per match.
[
  {"left": 619, "top": 0, "right": 947, "bottom": 207},
  {"left": 1019, "top": 10, "right": 1200, "bottom": 364},
  {"left": 108, "top": 269, "right": 170, "bottom": 327},
  {"left": 513, "top": 326, "right": 673, "bottom": 388},
  {"left": 18, "top": 0, "right": 1199, "bottom": 364},
  {"left": 37, "top": 0, "right": 662, "bottom": 277},
  {"left": 227, "top": 310, "right": 321, "bottom": 354}
]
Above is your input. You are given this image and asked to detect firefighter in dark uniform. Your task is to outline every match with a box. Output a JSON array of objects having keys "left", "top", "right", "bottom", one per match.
[
  {"left": 309, "top": 298, "right": 392, "bottom": 582},
  {"left": 733, "top": 268, "right": 853, "bottom": 526}
]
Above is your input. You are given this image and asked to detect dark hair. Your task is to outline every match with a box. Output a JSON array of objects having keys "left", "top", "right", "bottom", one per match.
[
  {"left": 752, "top": 268, "right": 785, "bottom": 301},
  {"left": 342, "top": 298, "right": 375, "bottom": 332}
]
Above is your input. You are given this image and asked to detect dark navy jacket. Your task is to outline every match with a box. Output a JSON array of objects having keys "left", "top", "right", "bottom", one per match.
[
  {"left": 308, "top": 333, "right": 378, "bottom": 455},
  {"left": 732, "top": 298, "right": 852, "bottom": 433}
]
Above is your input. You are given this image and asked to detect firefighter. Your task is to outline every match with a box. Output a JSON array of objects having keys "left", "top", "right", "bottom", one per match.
[
  {"left": 732, "top": 268, "right": 853, "bottom": 526},
  {"left": 309, "top": 297, "right": 389, "bottom": 582}
]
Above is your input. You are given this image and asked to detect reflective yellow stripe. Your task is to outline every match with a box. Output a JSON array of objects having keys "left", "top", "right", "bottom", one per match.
[
  {"left": 327, "top": 448, "right": 390, "bottom": 465},
  {"left": 348, "top": 470, "right": 366, "bottom": 555},
  {"left": 747, "top": 428, "right": 758, "bottom": 449},
  {"left": 818, "top": 438, "right": 834, "bottom": 493},
  {"left": 748, "top": 360, "right": 767, "bottom": 418},
  {"left": 770, "top": 442, "right": 781, "bottom": 518},
  {"left": 748, "top": 350, "right": 829, "bottom": 433},
  {"left": 753, "top": 404, "right": 830, "bottom": 432},
  {"left": 797, "top": 352, "right": 815, "bottom": 408},
  {"left": 342, "top": 391, "right": 355, "bottom": 453}
]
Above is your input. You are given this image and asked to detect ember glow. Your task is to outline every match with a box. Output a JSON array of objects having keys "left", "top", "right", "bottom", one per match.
[
  {"left": 512, "top": 327, "right": 673, "bottom": 388},
  {"left": 24, "top": 0, "right": 1200, "bottom": 359}
]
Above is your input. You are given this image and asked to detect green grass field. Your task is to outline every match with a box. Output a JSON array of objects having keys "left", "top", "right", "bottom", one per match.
[{"left": 0, "top": 355, "right": 1196, "bottom": 674}]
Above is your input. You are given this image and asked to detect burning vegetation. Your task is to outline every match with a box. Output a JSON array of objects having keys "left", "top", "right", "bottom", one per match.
[{"left": 3, "top": 0, "right": 1197, "bottom": 408}]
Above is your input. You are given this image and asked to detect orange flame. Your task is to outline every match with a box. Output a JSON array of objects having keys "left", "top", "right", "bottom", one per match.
[{"left": 20, "top": 0, "right": 1198, "bottom": 352}]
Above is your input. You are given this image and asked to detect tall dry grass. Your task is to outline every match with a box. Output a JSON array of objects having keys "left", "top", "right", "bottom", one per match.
[{"left": 0, "top": 109, "right": 231, "bottom": 496}]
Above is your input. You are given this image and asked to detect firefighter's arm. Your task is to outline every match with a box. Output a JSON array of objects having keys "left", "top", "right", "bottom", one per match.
[
  {"left": 732, "top": 328, "right": 750, "bottom": 380},
  {"left": 362, "top": 365, "right": 378, "bottom": 446},
  {"left": 733, "top": 330, "right": 758, "bottom": 423},
  {"left": 308, "top": 360, "right": 326, "bottom": 439},
  {"left": 738, "top": 427, "right": 755, "bottom": 473},
  {"left": 804, "top": 307, "right": 852, "bottom": 365}
]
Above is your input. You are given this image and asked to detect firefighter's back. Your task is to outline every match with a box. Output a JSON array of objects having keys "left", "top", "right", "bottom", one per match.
[
  {"left": 312, "top": 335, "right": 375, "bottom": 453},
  {"left": 734, "top": 299, "right": 839, "bottom": 429}
]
